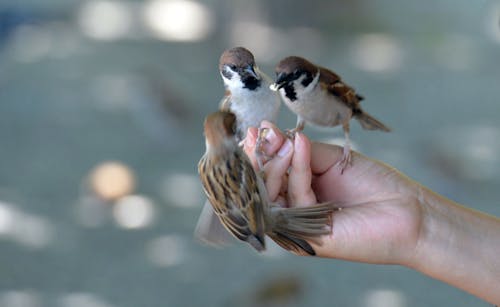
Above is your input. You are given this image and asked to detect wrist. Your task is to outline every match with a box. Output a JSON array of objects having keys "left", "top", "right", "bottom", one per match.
[
  {"left": 404, "top": 186, "right": 500, "bottom": 304},
  {"left": 404, "top": 187, "right": 451, "bottom": 270}
]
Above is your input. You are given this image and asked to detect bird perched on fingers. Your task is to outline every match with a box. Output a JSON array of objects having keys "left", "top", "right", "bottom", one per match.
[
  {"left": 198, "top": 110, "right": 339, "bottom": 255},
  {"left": 194, "top": 47, "right": 280, "bottom": 246},
  {"left": 270, "top": 56, "right": 390, "bottom": 173}
]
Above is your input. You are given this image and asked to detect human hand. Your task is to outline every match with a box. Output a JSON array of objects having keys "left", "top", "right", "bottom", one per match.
[
  {"left": 243, "top": 121, "right": 425, "bottom": 265},
  {"left": 245, "top": 121, "right": 500, "bottom": 304}
]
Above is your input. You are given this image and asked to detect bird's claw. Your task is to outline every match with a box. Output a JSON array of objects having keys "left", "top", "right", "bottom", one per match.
[
  {"left": 285, "top": 128, "right": 298, "bottom": 140},
  {"left": 255, "top": 127, "right": 270, "bottom": 171}
]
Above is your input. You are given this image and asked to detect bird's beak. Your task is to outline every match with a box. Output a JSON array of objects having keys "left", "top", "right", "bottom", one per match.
[
  {"left": 244, "top": 65, "right": 259, "bottom": 79},
  {"left": 269, "top": 72, "right": 289, "bottom": 91}
]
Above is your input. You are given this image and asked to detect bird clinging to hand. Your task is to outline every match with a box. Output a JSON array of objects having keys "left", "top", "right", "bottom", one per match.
[
  {"left": 198, "top": 110, "right": 339, "bottom": 255},
  {"left": 194, "top": 47, "right": 280, "bottom": 246},
  {"left": 270, "top": 56, "right": 390, "bottom": 173}
]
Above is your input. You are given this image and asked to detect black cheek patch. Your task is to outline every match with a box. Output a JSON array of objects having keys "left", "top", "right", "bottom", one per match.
[
  {"left": 284, "top": 84, "right": 297, "bottom": 101},
  {"left": 242, "top": 77, "right": 261, "bottom": 91},
  {"left": 301, "top": 72, "right": 313, "bottom": 87},
  {"left": 222, "top": 69, "right": 233, "bottom": 79}
]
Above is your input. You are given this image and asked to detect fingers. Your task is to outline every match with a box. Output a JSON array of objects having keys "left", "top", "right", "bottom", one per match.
[
  {"left": 260, "top": 120, "right": 287, "bottom": 157},
  {"left": 243, "top": 122, "right": 288, "bottom": 169},
  {"left": 243, "top": 123, "right": 293, "bottom": 202},
  {"left": 263, "top": 138, "right": 293, "bottom": 201},
  {"left": 288, "top": 133, "right": 317, "bottom": 207},
  {"left": 243, "top": 127, "right": 260, "bottom": 169},
  {"left": 309, "top": 142, "right": 344, "bottom": 175},
  {"left": 253, "top": 121, "right": 291, "bottom": 202},
  {"left": 244, "top": 122, "right": 317, "bottom": 207}
]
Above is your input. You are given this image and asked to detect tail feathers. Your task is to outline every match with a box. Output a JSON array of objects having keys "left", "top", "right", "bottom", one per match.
[
  {"left": 194, "top": 201, "right": 235, "bottom": 247},
  {"left": 354, "top": 111, "right": 391, "bottom": 132},
  {"left": 246, "top": 235, "right": 266, "bottom": 252},
  {"left": 268, "top": 203, "right": 339, "bottom": 256},
  {"left": 268, "top": 233, "right": 316, "bottom": 256}
]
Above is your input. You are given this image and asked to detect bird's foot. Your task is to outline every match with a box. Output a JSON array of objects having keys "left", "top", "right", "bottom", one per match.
[
  {"left": 285, "top": 128, "right": 299, "bottom": 140},
  {"left": 255, "top": 127, "right": 273, "bottom": 171}
]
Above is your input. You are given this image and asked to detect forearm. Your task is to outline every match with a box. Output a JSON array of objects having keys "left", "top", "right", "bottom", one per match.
[{"left": 408, "top": 188, "right": 500, "bottom": 304}]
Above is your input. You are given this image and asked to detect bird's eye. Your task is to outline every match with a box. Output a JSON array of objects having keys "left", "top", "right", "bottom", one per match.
[
  {"left": 293, "top": 69, "right": 301, "bottom": 77},
  {"left": 229, "top": 65, "right": 237, "bottom": 71}
]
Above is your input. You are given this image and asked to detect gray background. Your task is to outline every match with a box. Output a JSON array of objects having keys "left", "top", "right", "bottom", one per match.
[{"left": 0, "top": 0, "right": 499, "bottom": 306}]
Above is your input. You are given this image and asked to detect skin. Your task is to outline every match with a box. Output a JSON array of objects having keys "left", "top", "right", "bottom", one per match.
[{"left": 243, "top": 121, "right": 500, "bottom": 305}]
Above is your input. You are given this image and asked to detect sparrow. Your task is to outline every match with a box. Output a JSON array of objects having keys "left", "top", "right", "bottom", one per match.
[
  {"left": 218, "top": 46, "right": 281, "bottom": 143},
  {"left": 198, "top": 110, "right": 338, "bottom": 255},
  {"left": 270, "top": 56, "right": 390, "bottom": 172},
  {"left": 194, "top": 47, "right": 281, "bottom": 246}
]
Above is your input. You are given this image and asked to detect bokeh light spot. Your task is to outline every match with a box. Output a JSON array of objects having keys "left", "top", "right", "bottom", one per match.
[
  {"left": 78, "top": 0, "right": 132, "bottom": 40},
  {"left": 230, "top": 21, "right": 284, "bottom": 63},
  {"left": 89, "top": 161, "right": 136, "bottom": 201},
  {"left": 363, "top": 289, "right": 406, "bottom": 307},
  {"left": 113, "top": 195, "right": 154, "bottom": 229},
  {"left": 351, "top": 33, "right": 403, "bottom": 73},
  {"left": 0, "top": 201, "right": 54, "bottom": 248},
  {"left": 142, "top": 0, "right": 214, "bottom": 42}
]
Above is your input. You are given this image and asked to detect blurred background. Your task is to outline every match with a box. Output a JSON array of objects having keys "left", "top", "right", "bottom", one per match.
[{"left": 1, "top": 0, "right": 499, "bottom": 306}]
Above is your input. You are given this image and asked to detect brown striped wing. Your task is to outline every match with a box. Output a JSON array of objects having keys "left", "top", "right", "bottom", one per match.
[
  {"left": 319, "top": 67, "right": 362, "bottom": 111},
  {"left": 198, "top": 150, "right": 266, "bottom": 249}
]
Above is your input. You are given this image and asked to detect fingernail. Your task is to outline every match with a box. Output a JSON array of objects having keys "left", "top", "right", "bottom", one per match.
[
  {"left": 260, "top": 120, "right": 272, "bottom": 128},
  {"left": 277, "top": 139, "right": 292, "bottom": 157},
  {"left": 264, "top": 128, "right": 278, "bottom": 144}
]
